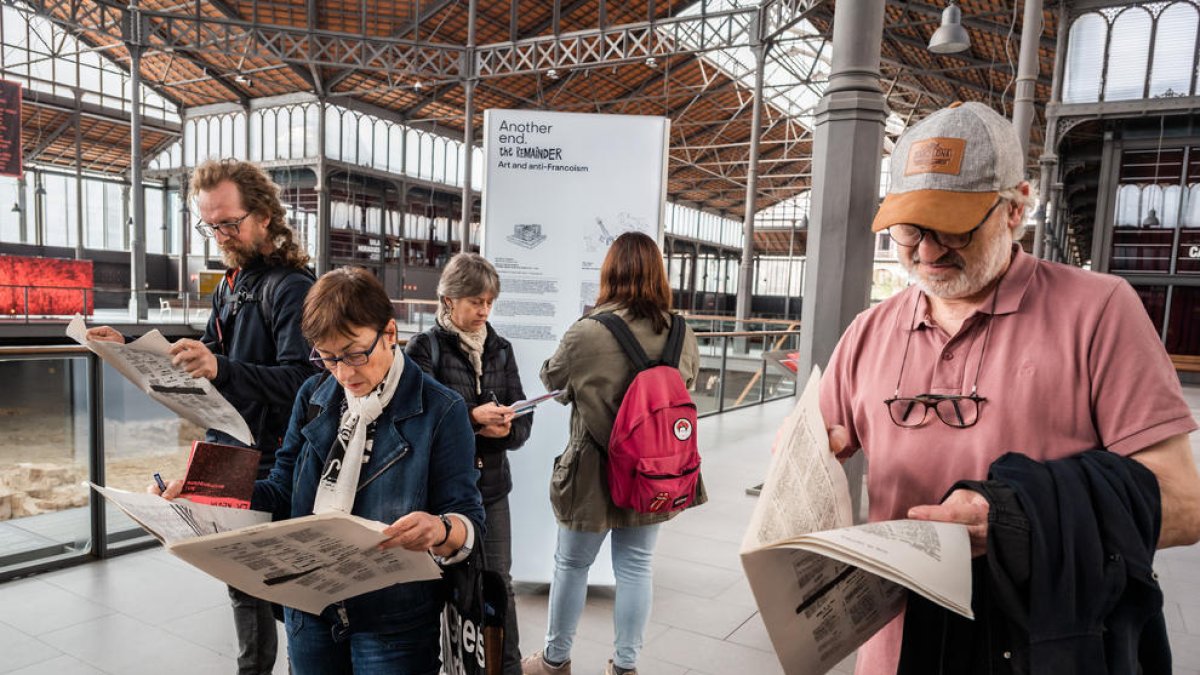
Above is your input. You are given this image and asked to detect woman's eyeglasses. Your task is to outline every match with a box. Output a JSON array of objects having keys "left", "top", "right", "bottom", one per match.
[
  {"left": 309, "top": 331, "right": 384, "bottom": 370},
  {"left": 195, "top": 213, "right": 251, "bottom": 239}
]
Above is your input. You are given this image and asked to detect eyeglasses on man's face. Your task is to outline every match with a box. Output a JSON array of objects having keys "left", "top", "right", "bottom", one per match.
[
  {"left": 309, "top": 331, "right": 384, "bottom": 370},
  {"left": 886, "top": 199, "right": 1004, "bottom": 251},
  {"left": 195, "top": 212, "right": 251, "bottom": 239}
]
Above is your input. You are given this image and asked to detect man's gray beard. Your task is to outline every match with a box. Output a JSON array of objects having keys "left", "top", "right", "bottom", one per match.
[
  {"left": 906, "top": 235, "right": 1011, "bottom": 300},
  {"left": 222, "top": 244, "right": 256, "bottom": 269}
]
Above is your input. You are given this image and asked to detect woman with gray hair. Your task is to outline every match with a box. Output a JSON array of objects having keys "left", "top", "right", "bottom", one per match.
[{"left": 406, "top": 252, "right": 530, "bottom": 675}]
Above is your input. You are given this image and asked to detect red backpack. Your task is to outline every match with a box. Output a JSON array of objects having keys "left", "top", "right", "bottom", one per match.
[{"left": 590, "top": 312, "right": 701, "bottom": 514}]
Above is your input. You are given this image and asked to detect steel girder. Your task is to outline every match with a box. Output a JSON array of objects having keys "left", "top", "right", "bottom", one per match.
[
  {"left": 19, "top": 0, "right": 821, "bottom": 81},
  {"left": 475, "top": 0, "right": 822, "bottom": 78}
]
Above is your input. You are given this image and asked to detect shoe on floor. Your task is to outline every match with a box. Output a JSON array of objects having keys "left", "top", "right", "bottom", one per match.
[
  {"left": 520, "top": 650, "right": 572, "bottom": 675},
  {"left": 604, "top": 659, "right": 638, "bottom": 675}
]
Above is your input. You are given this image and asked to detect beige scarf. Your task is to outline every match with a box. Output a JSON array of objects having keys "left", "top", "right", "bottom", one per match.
[{"left": 437, "top": 307, "right": 487, "bottom": 394}]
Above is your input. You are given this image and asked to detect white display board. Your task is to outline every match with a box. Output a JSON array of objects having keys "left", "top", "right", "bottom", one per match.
[{"left": 480, "top": 109, "right": 669, "bottom": 583}]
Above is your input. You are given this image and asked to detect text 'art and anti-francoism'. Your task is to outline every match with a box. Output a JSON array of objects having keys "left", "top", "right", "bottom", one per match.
[{"left": 494, "top": 119, "right": 589, "bottom": 173}]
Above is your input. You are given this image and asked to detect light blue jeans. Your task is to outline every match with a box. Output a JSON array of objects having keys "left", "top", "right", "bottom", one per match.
[{"left": 543, "top": 524, "right": 661, "bottom": 670}]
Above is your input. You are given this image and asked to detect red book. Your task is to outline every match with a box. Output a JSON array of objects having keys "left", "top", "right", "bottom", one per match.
[{"left": 180, "top": 441, "right": 259, "bottom": 509}]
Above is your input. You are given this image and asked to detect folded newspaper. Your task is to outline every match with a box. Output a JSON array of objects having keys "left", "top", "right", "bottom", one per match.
[
  {"left": 67, "top": 316, "right": 253, "bottom": 445},
  {"left": 740, "top": 369, "right": 973, "bottom": 675},
  {"left": 93, "top": 485, "right": 442, "bottom": 615}
]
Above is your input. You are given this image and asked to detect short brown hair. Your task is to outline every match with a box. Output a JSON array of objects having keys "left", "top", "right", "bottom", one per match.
[
  {"left": 595, "top": 232, "right": 672, "bottom": 333},
  {"left": 191, "top": 159, "right": 310, "bottom": 270},
  {"left": 302, "top": 267, "right": 393, "bottom": 343}
]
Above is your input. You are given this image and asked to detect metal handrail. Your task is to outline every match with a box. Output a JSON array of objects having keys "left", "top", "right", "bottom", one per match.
[{"left": 0, "top": 345, "right": 88, "bottom": 356}]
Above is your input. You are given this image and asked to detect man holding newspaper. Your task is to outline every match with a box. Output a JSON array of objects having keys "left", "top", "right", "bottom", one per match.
[
  {"left": 88, "top": 159, "right": 316, "bottom": 675},
  {"left": 819, "top": 102, "right": 1200, "bottom": 672}
]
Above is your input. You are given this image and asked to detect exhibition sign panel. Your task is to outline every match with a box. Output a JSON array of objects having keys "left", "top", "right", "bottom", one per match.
[{"left": 481, "top": 109, "right": 669, "bottom": 583}]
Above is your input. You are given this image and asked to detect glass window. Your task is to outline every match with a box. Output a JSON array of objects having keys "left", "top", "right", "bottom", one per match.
[
  {"left": 289, "top": 107, "right": 306, "bottom": 159},
  {"left": 250, "top": 111, "right": 263, "bottom": 161},
  {"left": 1116, "top": 184, "right": 1143, "bottom": 226},
  {"left": 355, "top": 114, "right": 373, "bottom": 167},
  {"left": 1150, "top": 3, "right": 1197, "bottom": 97},
  {"left": 1065, "top": 13, "right": 1107, "bottom": 103},
  {"left": 305, "top": 105, "right": 320, "bottom": 158},
  {"left": 1105, "top": 8, "right": 1153, "bottom": 101},
  {"left": 1141, "top": 185, "right": 1165, "bottom": 226},
  {"left": 472, "top": 147, "right": 483, "bottom": 191},
  {"left": 325, "top": 106, "right": 341, "bottom": 160},
  {"left": 406, "top": 129, "right": 421, "bottom": 177},
  {"left": 374, "top": 120, "right": 390, "bottom": 171},
  {"left": 1183, "top": 184, "right": 1200, "bottom": 227},
  {"left": 433, "top": 138, "right": 447, "bottom": 183},
  {"left": 388, "top": 125, "right": 404, "bottom": 174},
  {"left": 262, "top": 109, "right": 278, "bottom": 162}
]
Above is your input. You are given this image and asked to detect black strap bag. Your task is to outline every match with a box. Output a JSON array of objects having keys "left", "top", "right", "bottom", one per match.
[{"left": 440, "top": 540, "right": 508, "bottom": 675}]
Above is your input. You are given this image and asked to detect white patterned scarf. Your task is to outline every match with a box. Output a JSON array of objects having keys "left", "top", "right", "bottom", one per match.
[
  {"left": 436, "top": 308, "right": 487, "bottom": 394},
  {"left": 312, "top": 347, "right": 405, "bottom": 515}
]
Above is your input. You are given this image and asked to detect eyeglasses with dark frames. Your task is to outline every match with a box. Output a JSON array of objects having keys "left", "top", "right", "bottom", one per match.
[
  {"left": 309, "top": 331, "right": 385, "bottom": 370},
  {"left": 887, "top": 199, "right": 1004, "bottom": 251},
  {"left": 883, "top": 275, "right": 1002, "bottom": 429},
  {"left": 195, "top": 212, "right": 251, "bottom": 239}
]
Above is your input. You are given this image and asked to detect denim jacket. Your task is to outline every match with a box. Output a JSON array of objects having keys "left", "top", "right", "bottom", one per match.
[{"left": 252, "top": 351, "right": 484, "bottom": 633}]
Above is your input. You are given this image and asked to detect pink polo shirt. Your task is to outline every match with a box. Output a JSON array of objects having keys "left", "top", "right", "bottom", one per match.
[{"left": 820, "top": 246, "right": 1197, "bottom": 675}]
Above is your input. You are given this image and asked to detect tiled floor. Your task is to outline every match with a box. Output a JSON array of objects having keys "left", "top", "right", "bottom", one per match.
[{"left": 1, "top": 389, "right": 1198, "bottom": 675}]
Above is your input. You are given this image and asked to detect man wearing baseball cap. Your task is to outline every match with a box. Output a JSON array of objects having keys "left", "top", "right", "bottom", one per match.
[{"left": 818, "top": 102, "right": 1200, "bottom": 672}]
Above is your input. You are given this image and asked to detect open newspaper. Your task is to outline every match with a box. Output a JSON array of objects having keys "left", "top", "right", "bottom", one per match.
[
  {"left": 740, "top": 369, "right": 973, "bottom": 675},
  {"left": 67, "top": 316, "right": 253, "bottom": 445},
  {"left": 93, "top": 485, "right": 442, "bottom": 615}
]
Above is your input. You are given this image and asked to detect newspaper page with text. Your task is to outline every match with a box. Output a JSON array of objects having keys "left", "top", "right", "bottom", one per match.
[
  {"left": 93, "top": 485, "right": 442, "bottom": 615},
  {"left": 67, "top": 316, "right": 254, "bottom": 445},
  {"left": 740, "top": 369, "right": 973, "bottom": 675}
]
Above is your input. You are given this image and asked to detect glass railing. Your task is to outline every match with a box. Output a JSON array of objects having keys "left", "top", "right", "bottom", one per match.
[
  {"left": 0, "top": 284, "right": 212, "bottom": 326},
  {"left": 692, "top": 327, "right": 801, "bottom": 417},
  {"left": 392, "top": 299, "right": 440, "bottom": 335}
]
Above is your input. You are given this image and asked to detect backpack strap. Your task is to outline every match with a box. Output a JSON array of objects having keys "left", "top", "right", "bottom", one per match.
[
  {"left": 660, "top": 314, "right": 686, "bottom": 369},
  {"left": 422, "top": 326, "right": 441, "bottom": 376},
  {"left": 590, "top": 313, "right": 653, "bottom": 371},
  {"left": 257, "top": 266, "right": 317, "bottom": 332}
]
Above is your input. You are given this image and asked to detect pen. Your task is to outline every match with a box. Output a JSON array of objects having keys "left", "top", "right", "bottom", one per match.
[
  {"left": 153, "top": 472, "right": 168, "bottom": 494},
  {"left": 489, "top": 391, "right": 500, "bottom": 406}
]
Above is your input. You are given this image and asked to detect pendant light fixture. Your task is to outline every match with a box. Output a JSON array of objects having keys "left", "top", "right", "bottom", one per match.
[{"left": 929, "top": 0, "right": 971, "bottom": 54}]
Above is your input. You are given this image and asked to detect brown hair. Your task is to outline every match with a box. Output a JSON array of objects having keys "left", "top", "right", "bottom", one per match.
[
  {"left": 595, "top": 231, "right": 672, "bottom": 333},
  {"left": 190, "top": 159, "right": 310, "bottom": 269},
  {"left": 301, "top": 267, "right": 394, "bottom": 343}
]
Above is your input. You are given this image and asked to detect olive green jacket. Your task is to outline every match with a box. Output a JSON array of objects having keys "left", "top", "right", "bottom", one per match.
[{"left": 540, "top": 305, "right": 705, "bottom": 532}]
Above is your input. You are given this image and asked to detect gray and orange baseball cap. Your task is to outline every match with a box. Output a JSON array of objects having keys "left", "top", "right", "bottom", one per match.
[{"left": 871, "top": 101, "right": 1024, "bottom": 234}]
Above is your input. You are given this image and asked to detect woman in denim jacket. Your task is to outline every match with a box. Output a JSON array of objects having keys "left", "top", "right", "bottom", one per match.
[{"left": 252, "top": 266, "right": 484, "bottom": 674}]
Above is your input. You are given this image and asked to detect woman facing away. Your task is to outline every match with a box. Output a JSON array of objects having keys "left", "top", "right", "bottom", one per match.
[
  {"left": 522, "top": 232, "right": 705, "bottom": 675},
  {"left": 405, "top": 252, "right": 531, "bottom": 675},
  {"left": 170, "top": 266, "right": 484, "bottom": 674}
]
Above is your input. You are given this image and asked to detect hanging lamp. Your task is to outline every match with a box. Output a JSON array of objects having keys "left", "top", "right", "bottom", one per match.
[{"left": 929, "top": 0, "right": 971, "bottom": 54}]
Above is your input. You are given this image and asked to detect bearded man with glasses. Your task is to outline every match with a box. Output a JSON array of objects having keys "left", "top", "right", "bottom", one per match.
[
  {"left": 818, "top": 102, "right": 1200, "bottom": 674},
  {"left": 87, "top": 159, "right": 316, "bottom": 675}
]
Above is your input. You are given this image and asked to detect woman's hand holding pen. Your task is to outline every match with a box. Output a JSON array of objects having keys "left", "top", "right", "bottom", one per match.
[
  {"left": 148, "top": 472, "right": 184, "bottom": 500},
  {"left": 470, "top": 398, "right": 513, "bottom": 425}
]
